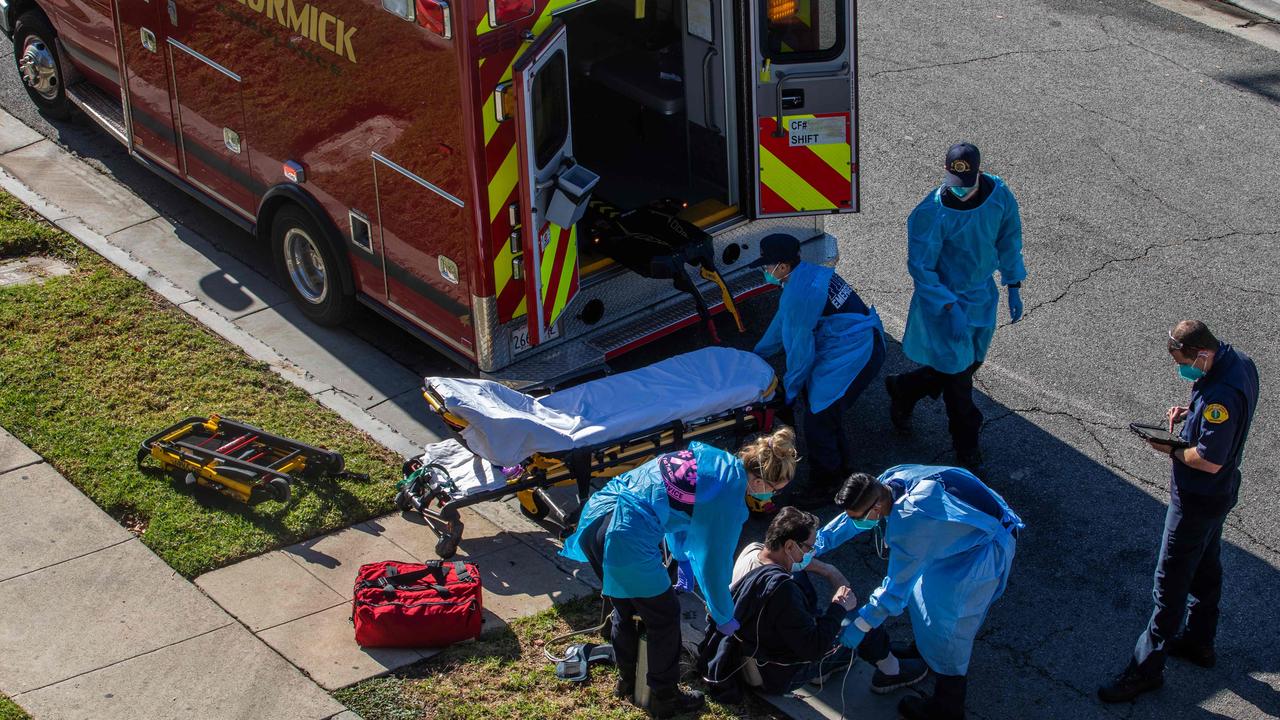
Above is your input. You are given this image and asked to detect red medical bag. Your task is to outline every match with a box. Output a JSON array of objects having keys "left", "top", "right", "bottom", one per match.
[{"left": 352, "top": 559, "right": 483, "bottom": 648}]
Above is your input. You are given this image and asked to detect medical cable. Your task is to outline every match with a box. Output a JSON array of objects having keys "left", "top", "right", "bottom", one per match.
[{"left": 542, "top": 601, "right": 611, "bottom": 663}]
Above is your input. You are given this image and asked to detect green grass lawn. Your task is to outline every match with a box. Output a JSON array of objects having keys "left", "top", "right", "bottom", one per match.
[
  {"left": 0, "top": 191, "right": 403, "bottom": 577},
  {"left": 336, "top": 596, "right": 784, "bottom": 720},
  {"left": 0, "top": 694, "right": 29, "bottom": 720}
]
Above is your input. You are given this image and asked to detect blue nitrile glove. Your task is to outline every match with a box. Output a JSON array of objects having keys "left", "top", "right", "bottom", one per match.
[
  {"left": 716, "top": 618, "right": 741, "bottom": 637},
  {"left": 674, "top": 561, "right": 695, "bottom": 593},
  {"left": 838, "top": 618, "right": 866, "bottom": 649},
  {"left": 1008, "top": 286, "right": 1023, "bottom": 323},
  {"left": 946, "top": 303, "right": 968, "bottom": 341}
]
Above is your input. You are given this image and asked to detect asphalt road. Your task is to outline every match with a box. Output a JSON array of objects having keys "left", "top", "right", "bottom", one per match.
[{"left": 4, "top": 1, "right": 1280, "bottom": 718}]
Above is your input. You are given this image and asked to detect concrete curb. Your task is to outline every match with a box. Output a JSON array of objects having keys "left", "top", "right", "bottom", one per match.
[
  {"left": 1226, "top": 0, "right": 1280, "bottom": 22},
  {"left": 0, "top": 164, "right": 420, "bottom": 461}
]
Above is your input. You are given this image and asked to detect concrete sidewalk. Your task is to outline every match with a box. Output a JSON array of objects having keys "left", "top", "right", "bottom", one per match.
[
  {"left": 0, "top": 105, "right": 602, "bottom": 700},
  {"left": 0, "top": 428, "right": 353, "bottom": 720}
]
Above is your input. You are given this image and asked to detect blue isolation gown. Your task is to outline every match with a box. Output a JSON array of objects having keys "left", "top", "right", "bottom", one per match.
[
  {"left": 901, "top": 174, "right": 1026, "bottom": 374},
  {"left": 754, "top": 261, "right": 883, "bottom": 413},
  {"left": 816, "top": 464, "right": 1024, "bottom": 675},
  {"left": 560, "top": 442, "right": 750, "bottom": 627}
]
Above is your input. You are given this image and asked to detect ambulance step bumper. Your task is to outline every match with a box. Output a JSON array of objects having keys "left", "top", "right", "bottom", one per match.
[
  {"left": 66, "top": 81, "right": 127, "bottom": 145},
  {"left": 585, "top": 268, "right": 768, "bottom": 358}
]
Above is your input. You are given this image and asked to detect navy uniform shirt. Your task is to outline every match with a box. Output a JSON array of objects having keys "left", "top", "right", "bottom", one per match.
[
  {"left": 1175, "top": 344, "right": 1260, "bottom": 497},
  {"left": 822, "top": 273, "right": 871, "bottom": 317}
]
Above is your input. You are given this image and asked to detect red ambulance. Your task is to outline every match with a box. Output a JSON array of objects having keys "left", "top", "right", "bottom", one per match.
[{"left": 4, "top": 0, "right": 859, "bottom": 379}]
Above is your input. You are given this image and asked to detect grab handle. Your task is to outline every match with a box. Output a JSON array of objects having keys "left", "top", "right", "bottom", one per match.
[{"left": 701, "top": 46, "right": 720, "bottom": 133}]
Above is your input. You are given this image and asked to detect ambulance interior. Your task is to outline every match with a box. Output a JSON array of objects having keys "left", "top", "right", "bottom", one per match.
[{"left": 560, "top": 0, "right": 744, "bottom": 252}]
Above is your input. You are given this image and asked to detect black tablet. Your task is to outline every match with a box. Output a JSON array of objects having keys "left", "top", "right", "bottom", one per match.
[{"left": 1129, "top": 423, "right": 1192, "bottom": 449}]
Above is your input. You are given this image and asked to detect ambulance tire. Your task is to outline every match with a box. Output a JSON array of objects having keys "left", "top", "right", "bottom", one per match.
[
  {"left": 13, "top": 11, "right": 73, "bottom": 120},
  {"left": 271, "top": 204, "right": 355, "bottom": 326}
]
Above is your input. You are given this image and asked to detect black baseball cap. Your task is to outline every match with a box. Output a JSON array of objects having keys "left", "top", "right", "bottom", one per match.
[
  {"left": 943, "top": 142, "right": 981, "bottom": 187},
  {"left": 748, "top": 233, "right": 801, "bottom": 268}
]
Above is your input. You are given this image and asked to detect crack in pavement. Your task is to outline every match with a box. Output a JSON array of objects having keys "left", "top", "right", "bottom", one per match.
[
  {"left": 1015, "top": 230, "right": 1280, "bottom": 323},
  {"left": 1093, "top": 140, "right": 1206, "bottom": 228},
  {"left": 868, "top": 45, "right": 1119, "bottom": 78},
  {"left": 1047, "top": 92, "right": 1179, "bottom": 148},
  {"left": 1226, "top": 283, "right": 1280, "bottom": 301},
  {"left": 978, "top": 634, "right": 1131, "bottom": 718}
]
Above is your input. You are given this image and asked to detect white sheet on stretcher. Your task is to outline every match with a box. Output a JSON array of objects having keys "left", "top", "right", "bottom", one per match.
[{"left": 427, "top": 347, "right": 776, "bottom": 467}]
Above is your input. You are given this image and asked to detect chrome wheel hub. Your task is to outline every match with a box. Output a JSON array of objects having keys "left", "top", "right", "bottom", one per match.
[
  {"left": 19, "top": 36, "right": 59, "bottom": 101},
  {"left": 283, "top": 228, "right": 329, "bottom": 305}
]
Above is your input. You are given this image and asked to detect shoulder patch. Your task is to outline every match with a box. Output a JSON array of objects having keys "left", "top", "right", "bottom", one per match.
[{"left": 1204, "top": 403, "right": 1230, "bottom": 424}]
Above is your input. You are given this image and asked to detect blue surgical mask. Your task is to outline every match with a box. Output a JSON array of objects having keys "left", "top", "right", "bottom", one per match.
[
  {"left": 748, "top": 490, "right": 774, "bottom": 503},
  {"left": 949, "top": 185, "right": 974, "bottom": 198},
  {"left": 763, "top": 269, "right": 782, "bottom": 286},
  {"left": 1178, "top": 364, "right": 1206, "bottom": 382},
  {"left": 791, "top": 548, "right": 815, "bottom": 573},
  {"left": 851, "top": 518, "right": 879, "bottom": 531}
]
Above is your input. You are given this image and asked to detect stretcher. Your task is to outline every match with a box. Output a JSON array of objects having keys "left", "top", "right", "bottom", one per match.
[
  {"left": 138, "top": 415, "right": 348, "bottom": 504},
  {"left": 405, "top": 347, "right": 781, "bottom": 558}
]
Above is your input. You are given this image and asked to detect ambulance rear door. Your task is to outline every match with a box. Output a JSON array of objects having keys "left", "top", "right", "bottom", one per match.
[
  {"left": 511, "top": 20, "right": 584, "bottom": 347},
  {"left": 748, "top": 0, "right": 858, "bottom": 217}
]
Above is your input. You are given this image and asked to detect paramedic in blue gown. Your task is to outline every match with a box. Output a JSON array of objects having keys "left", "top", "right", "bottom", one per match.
[
  {"left": 561, "top": 427, "right": 798, "bottom": 718},
  {"left": 885, "top": 143, "right": 1026, "bottom": 468},
  {"left": 751, "top": 233, "right": 884, "bottom": 507},
  {"left": 825, "top": 466, "right": 1023, "bottom": 720}
]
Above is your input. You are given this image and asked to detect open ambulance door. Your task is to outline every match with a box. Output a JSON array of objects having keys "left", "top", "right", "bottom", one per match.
[
  {"left": 748, "top": 0, "right": 858, "bottom": 217},
  {"left": 512, "top": 20, "right": 590, "bottom": 347}
]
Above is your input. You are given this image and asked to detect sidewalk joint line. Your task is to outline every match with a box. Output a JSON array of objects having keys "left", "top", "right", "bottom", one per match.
[
  {"left": 252, "top": 598, "right": 350, "bottom": 634},
  {"left": 2, "top": 138, "right": 43, "bottom": 155},
  {"left": 12, "top": 622, "right": 236, "bottom": 698},
  {"left": 0, "top": 458, "right": 45, "bottom": 474},
  {"left": 0, "top": 537, "right": 136, "bottom": 586},
  {"left": 101, "top": 215, "right": 157, "bottom": 238}
]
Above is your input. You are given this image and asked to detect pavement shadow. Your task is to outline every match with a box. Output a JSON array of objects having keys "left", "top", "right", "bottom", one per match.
[
  {"left": 1219, "top": 71, "right": 1280, "bottom": 107},
  {"left": 780, "top": 336, "right": 1280, "bottom": 720}
]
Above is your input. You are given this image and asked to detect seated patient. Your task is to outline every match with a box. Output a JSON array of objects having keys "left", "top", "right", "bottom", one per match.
[{"left": 697, "top": 507, "right": 927, "bottom": 701}]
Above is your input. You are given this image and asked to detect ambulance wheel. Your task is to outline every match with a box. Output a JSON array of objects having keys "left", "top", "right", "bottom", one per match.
[
  {"left": 519, "top": 491, "right": 551, "bottom": 520},
  {"left": 271, "top": 205, "right": 355, "bottom": 326},
  {"left": 14, "top": 11, "right": 73, "bottom": 120},
  {"left": 267, "top": 477, "right": 291, "bottom": 503}
]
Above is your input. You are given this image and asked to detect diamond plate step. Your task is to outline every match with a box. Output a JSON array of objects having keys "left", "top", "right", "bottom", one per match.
[{"left": 66, "top": 81, "right": 127, "bottom": 145}]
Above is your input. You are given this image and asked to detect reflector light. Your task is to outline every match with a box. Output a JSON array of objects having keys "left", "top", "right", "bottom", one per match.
[
  {"left": 416, "top": 0, "right": 452, "bottom": 38},
  {"left": 489, "top": 0, "right": 534, "bottom": 27},
  {"left": 767, "top": 0, "right": 797, "bottom": 22}
]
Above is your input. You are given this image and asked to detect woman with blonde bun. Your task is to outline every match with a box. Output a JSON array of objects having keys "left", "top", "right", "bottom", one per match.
[{"left": 561, "top": 427, "right": 798, "bottom": 717}]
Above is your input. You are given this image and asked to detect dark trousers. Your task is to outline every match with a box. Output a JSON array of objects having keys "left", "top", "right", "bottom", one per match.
[
  {"left": 804, "top": 330, "right": 886, "bottom": 486},
  {"left": 786, "top": 626, "right": 893, "bottom": 691},
  {"left": 893, "top": 361, "right": 983, "bottom": 453},
  {"left": 579, "top": 512, "right": 682, "bottom": 691},
  {"left": 1133, "top": 488, "right": 1237, "bottom": 676}
]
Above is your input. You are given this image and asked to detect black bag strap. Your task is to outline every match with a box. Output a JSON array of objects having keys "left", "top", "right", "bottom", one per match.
[
  {"left": 361, "top": 562, "right": 452, "bottom": 597},
  {"left": 452, "top": 560, "right": 472, "bottom": 584}
]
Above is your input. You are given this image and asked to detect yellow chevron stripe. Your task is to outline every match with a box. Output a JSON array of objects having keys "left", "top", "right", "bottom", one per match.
[
  {"left": 514, "top": 296, "right": 526, "bottom": 317},
  {"left": 538, "top": 224, "right": 562, "bottom": 293},
  {"left": 551, "top": 225, "right": 577, "bottom": 322},
  {"left": 488, "top": 147, "right": 518, "bottom": 223},
  {"left": 807, "top": 138, "right": 852, "bottom": 179},
  {"left": 477, "top": 12, "right": 493, "bottom": 35},
  {"left": 760, "top": 144, "right": 835, "bottom": 212}
]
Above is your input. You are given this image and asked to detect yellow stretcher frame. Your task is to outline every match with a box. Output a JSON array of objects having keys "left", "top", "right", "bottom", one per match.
[{"left": 417, "top": 376, "right": 780, "bottom": 557}]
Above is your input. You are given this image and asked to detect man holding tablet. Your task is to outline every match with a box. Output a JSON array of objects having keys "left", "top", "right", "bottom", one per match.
[{"left": 1100, "top": 320, "right": 1259, "bottom": 703}]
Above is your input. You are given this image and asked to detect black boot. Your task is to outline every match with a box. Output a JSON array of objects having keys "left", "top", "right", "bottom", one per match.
[
  {"left": 1097, "top": 661, "right": 1163, "bottom": 703},
  {"left": 648, "top": 685, "right": 705, "bottom": 718},
  {"left": 615, "top": 665, "right": 636, "bottom": 703},
  {"left": 1167, "top": 635, "right": 1216, "bottom": 668},
  {"left": 898, "top": 673, "right": 966, "bottom": 720},
  {"left": 885, "top": 375, "right": 914, "bottom": 433}
]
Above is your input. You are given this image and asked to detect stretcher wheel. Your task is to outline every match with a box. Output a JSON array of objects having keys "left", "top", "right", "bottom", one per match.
[
  {"left": 325, "top": 452, "right": 344, "bottom": 474},
  {"left": 519, "top": 490, "right": 551, "bottom": 520},
  {"left": 395, "top": 489, "right": 413, "bottom": 512},
  {"left": 435, "top": 521, "right": 463, "bottom": 559},
  {"left": 267, "top": 477, "right": 291, "bottom": 503}
]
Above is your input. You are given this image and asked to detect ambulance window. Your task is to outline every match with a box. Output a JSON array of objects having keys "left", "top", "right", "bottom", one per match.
[
  {"left": 531, "top": 51, "right": 569, "bottom": 170},
  {"left": 761, "top": 0, "right": 844, "bottom": 63}
]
